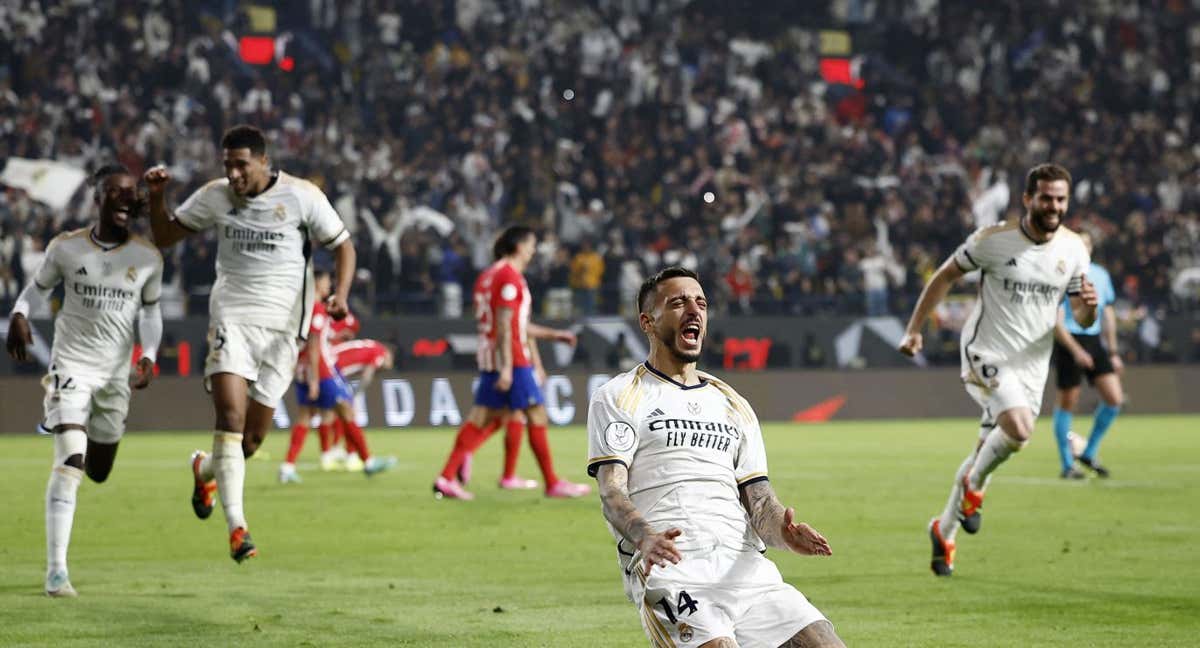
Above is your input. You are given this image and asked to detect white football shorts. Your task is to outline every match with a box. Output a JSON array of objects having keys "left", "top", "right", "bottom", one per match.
[
  {"left": 627, "top": 547, "right": 829, "bottom": 648},
  {"left": 203, "top": 322, "right": 299, "bottom": 407},
  {"left": 41, "top": 367, "right": 131, "bottom": 444},
  {"left": 962, "top": 357, "right": 1046, "bottom": 426}
]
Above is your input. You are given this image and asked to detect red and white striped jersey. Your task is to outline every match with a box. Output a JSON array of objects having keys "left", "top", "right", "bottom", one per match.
[
  {"left": 474, "top": 260, "right": 532, "bottom": 371},
  {"left": 334, "top": 339, "right": 389, "bottom": 377}
]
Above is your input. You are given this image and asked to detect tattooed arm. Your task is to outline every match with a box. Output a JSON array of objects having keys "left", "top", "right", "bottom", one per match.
[
  {"left": 596, "top": 463, "right": 682, "bottom": 570},
  {"left": 739, "top": 480, "right": 832, "bottom": 555}
]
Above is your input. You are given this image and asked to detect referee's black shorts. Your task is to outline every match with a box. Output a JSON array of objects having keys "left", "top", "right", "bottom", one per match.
[{"left": 1053, "top": 333, "right": 1115, "bottom": 389}]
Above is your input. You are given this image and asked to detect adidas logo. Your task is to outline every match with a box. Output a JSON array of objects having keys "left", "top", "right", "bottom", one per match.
[
  {"left": 75, "top": 267, "right": 87, "bottom": 276},
  {"left": 646, "top": 408, "right": 665, "bottom": 418},
  {"left": 1006, "top": 258, "right": 1017, "bottom": 267}
]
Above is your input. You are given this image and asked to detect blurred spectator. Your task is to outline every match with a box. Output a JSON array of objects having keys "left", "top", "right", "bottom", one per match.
[
  {"left": 569, "top": 240, "right": 604, "bottom": 316},
  {"left": 0, "top": 0, "right": 1196, "bottom": 325}
]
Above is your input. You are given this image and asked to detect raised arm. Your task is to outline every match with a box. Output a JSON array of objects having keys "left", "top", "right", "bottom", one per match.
[
  {"left": 596, "top": 462, "right": 681, "bottom": 572},
  {"left": 898, "top": 257, "right": 966, "bottom": 357},
  {"left": 143, "top": 166, "right": 193, "bottom": 249},
  {"left": 739, "top": 480, "right": 832, "bottom": 555}
]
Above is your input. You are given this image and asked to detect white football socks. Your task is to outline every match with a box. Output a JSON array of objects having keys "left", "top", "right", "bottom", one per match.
[
  {"left": 937, "top": 449, "right": 975, "bottom": 542},
  {"left": 46, "top": 429, "right": 87, "bottom": 576},
  {"left": 46, "top": 465, "right": 83, "bottom": 575},
  {"left": 197, "top": 451, "right": 215, "bottom": 482},
  {"left": 967, "top": 427, "right": 1023, "bottom": 491},
  {"left": 212, "top": 432, "right": 247, "bottom": 533}
]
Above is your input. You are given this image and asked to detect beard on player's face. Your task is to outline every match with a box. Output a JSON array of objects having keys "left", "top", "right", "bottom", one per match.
[
  {"left": 654, "top": 313, "right": 704, "bottom": 364},
  {"left": 1031, "top": 202, "right": 1062, "bottom": 233}
]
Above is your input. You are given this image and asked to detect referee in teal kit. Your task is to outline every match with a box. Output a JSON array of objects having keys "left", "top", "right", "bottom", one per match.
[{"left": 1051, "top": 232, "right": 1123, "bottom": 479}]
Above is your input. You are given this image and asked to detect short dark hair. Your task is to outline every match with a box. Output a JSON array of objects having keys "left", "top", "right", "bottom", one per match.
[
  {"left": 314, "top": 268, "right": 332, "bottom": 281},
  {"left": 1024, "top": 163, "right": 1071, "bottom": 196},
  {"left": 637, "top": 266, "right": 700, "bottom": 313},
  {"left": 90, "top": 163, "right": 131, "bottom": 188},
  {"left": 493, "top": 225, "right": 536, "bottom": 260},
  {"left": 221, "top": 124, "right": 267, "bottom": 156}
]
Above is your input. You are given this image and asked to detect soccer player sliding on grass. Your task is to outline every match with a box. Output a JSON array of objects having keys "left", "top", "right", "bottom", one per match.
[
  {"left": 899, "top": 164, "right": 1098, "bottom": 576},
  {"left": 588, "top": 267, "right": 844, "bottom": 647},
  {"left": 7, "top": 164, "right": 164, "bottom": 596}
]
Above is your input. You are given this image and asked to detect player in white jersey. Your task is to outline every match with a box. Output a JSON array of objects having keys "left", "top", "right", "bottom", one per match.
[
  {"left": 144, "top": 125, "right": 355, "bottom": 562},
  {"left": 6, "top": 164, "right": 163, "bottom": 597},
  {"left": 899, "top": 164, "right": 1098, "bottom": 577},
  {"left": 588, "top": 267, "right": 844, "bottom": 648}
]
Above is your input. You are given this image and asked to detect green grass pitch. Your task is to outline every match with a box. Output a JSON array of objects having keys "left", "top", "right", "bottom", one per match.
[{"left": 0, "top": 415, "right": 1197, "bottom": 647}]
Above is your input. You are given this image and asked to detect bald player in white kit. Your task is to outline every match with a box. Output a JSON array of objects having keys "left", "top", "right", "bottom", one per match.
[
  {"left": 145, "top": 124, "right": 355, "bottom": 562},
  {"left": 7, "top": 164, "right": 163, "bottom": 596},
  {"left": 899, "top": 163, "right": 1098, "bottom": 577}
]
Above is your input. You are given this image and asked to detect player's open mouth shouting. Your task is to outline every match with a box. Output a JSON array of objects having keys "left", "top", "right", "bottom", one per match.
[{"left": 679, "top": 317, "right": 703, "bottom": 351}]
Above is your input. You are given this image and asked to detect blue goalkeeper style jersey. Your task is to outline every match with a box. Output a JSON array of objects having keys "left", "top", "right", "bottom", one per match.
[{"left": 1062, "top": 262, "right": 1115, "bottom": 336}]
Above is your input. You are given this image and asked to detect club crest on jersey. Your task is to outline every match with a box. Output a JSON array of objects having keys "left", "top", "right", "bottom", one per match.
[
  {"left": 604, "top": 421, "right": 636, "bottom": 452},
  {"left": 125, "top": 266, "right": 137, "bottom": 282},
  {"left": 1056, "top": 259, "right": 1066, "bottom": 275},
  {"left": 678, "top": 624, "right": 694, "bottom": 642},
  {"left": 687, "top": 401, "right": 701, "bottom": 415},
  {"left": 273, "top": 204, "right": 287, "bottom": 221}
]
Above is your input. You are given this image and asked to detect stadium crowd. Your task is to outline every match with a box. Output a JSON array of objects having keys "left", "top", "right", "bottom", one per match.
[{"left": 1, "top": 0, "right": 1199, "bottom": 346}]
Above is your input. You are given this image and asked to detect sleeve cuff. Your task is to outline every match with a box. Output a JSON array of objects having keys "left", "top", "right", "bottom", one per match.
[
  {"left": 587, "top": 457, "right": 627, "bottom": 478},
  {"left": 736, "top": 474, "right": 769, "bottom": 489},
  {"left": 322, "top": 228, "right": 350, "bottom": 247}
]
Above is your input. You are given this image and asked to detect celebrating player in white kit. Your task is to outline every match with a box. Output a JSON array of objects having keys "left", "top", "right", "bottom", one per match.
[
  {"left": 899, "top": 164, "right": 1098, "bottom": 577},
  {"left": 144, "top": 125, "right": 355, "bottom": 562},
  {"left": 588, "top": 267, "right": 844, "bottom": 648},
  {"left": 6, "top": 164, "right": 164, "bottom": 596}
]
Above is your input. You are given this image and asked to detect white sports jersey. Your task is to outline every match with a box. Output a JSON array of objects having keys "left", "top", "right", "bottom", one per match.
[
  {"left": 32, "top": 228, "right": 163, "bottom": 378},
  {"left": 587, "top": 363, "right": 770, "bottom": 569},
  {"left": 174, "top": 171, "right": 350, "bottom": 337},
  {"left": 953, "top": 220, "right": 1089, "bottom": 387}
]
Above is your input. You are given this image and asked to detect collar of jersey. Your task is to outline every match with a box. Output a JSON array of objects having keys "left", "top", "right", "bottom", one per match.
[
  {"left": 642, "top": 361, "right": 708, "bottom": 390},
  {"left": 1018, "top": 218, "right": 1050, "bottom": 246},
  {"left": 89, "top": 227, "right": 127, "bottom": 252}
]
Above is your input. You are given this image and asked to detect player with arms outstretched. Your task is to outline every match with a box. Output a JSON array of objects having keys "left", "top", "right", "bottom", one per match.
[
  {"left": 899, "top": 164, "right": 1098, "bottom": 576},
  {"left": 588, "top": 267, "right": 844, "bottom": 648},
  {"left": 433, "top": 225, "right": 588, "bottom": 500},
  {"left": 6, "top": 164, "right": 163, "bottom": 596},
  {"left": 144, "top": 124, "right": 355, "bottom": 562}
]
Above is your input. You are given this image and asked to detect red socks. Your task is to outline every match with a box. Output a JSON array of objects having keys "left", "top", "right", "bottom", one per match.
[
  {"left": 503, "top": 419, "right": 524, "bottom": 479},
  {"left": 527, "top": 424, "right": 558, "bottom": 486},
  {"left": 340, "top": 419, "right": 371, "bottom": 460},
  {"left": 285, "top": 424, "right": 307, "bottom": 464},
  {"left": 317, "top": 423, "right": 333, "bottom": 453}
]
